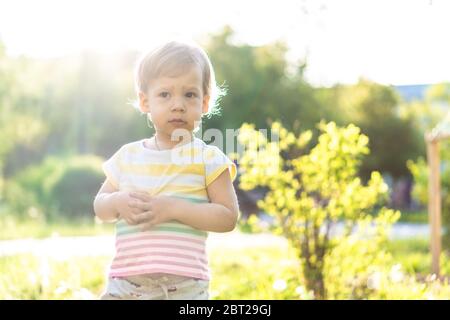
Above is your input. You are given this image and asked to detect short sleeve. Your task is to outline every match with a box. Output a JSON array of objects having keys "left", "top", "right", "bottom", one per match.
[
  {"left": 102, "top": 145, "right": 125, "bottom": 189},
  {"left": 204, "top": 145, "right": 237, "bottom": 187}
]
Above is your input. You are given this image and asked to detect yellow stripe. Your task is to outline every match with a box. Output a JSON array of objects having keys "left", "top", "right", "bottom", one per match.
[
  {"left": 206, "top": 163, "right": 237, "bottom": 186},
  {"left": 102, "top": 163, "right": 120, "bottom": 189},
  {"left": 119, "top": 163, "right": 205, "bottom": 176},
  {"left": 121, "top": 182, "right": 208, "bottom": 198}
]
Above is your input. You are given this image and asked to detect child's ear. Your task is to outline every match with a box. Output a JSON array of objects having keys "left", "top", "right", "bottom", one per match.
[
  {"left": 138, "top": 91, "right": 150, "bottom": 113},
  {"left": 202, "top": 95, "right": 210, "bottom": 114}
]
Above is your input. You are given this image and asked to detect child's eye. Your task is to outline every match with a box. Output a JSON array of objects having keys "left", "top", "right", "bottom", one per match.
[
  {"left": 159, "top": 92, "right": 169, "bottom": 98},
  {"left": 186, "top": 92, "right": 197, "bottom": 98}
]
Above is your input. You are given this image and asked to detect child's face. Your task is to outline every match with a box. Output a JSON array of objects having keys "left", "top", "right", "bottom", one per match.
[{"left": 139, "top": 64, "right": 210, "bottom": 138}]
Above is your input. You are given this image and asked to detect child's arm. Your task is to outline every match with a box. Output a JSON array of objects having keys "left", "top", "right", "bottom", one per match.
[
  {"left": 171, "top": 169, "right": 239, "bottom": 232},
  {"left": 130, "top": 169, "right": 239, "bottom": 233},
  {"left": 93, "top": 178, "right": 145, "bottom": 224},
  {"left": 94, "top": 179, "right": 121, "bottom": 222}
]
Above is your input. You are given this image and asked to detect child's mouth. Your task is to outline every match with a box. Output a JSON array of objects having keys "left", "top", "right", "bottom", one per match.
[{"left": 168, "top": 119, "right": 187, "bottom": 125}]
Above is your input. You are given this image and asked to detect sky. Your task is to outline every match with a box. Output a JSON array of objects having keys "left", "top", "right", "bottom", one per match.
[{"left": 0, "top": 0, "right": 448, "bottom": 87}]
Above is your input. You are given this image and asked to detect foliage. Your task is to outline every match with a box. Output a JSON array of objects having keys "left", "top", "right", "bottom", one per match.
[
  {"left": 323, "top": 219, "right": 395, "bottom": 299},
  {"left": 48, "top": 156, "right": 105, "bottom": 218},
  {"left": 234, "top": 120, "right": 401, "bottom": 299},
  {"left": 405, "top": 83, "right": 450, "bottom": 250},
  {"left": 203, "top": 26, "right": 328, "bottom": 137},
  {"left": 0, "top": 44, "right": 47, "bottom": 197},
  {"left": 318, "top": 79, "right": 423, "bottom": 179},
  {"left": 408, "top": 144, "right": 450, "bottom": 250},
  {"left": 0, "top": 33, "right": 427, "bottom": 192},
  {"left": 3, "top": 155, "right": 104, "bottom": 220}
]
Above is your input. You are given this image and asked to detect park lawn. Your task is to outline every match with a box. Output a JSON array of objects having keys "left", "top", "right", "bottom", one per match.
[
  {"left": 0, "top": 245, "right": 301, "bottom": 300},
  {"left": 397, "top": 210, "right": 428, "bottom": 224},
  {"left": 1, "top": 236, "right": 449, "bottom": 300},
  {"left": 0, "top": 208, "right": 429, "bottom": 241},
  {"left": 0, "top": 215, "right": 114, "bottom": 240},
  {"left": 386, "top": 237, "right": 450, "bottom": 276}
]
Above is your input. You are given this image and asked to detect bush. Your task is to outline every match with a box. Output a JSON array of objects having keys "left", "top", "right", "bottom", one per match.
[
  {"left": 235, "top": 120, "right": 400, "bottom": 299},
  {"left": 4, "top": 155, "right": 104, "bottom": 220},
  {"left": 48, "top": 157, "right": 104, "bottom": 218},
  {"left": 3, "top": 157, "right": 64, "bottom": 219}
]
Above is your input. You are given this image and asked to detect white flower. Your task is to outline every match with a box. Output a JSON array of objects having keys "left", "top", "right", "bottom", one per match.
[
  {"left": 273, "top": 279, "right": 287, "bottom": 291},
  {"left": 427, "top": 274, "right": 437, "bottom": 282},
  {"left": 425, "top": 291, "right": 435, "bottom": 300},
  {"left": 367, "top": 272, "right": 381, "bottom": 290},
  {"left": 295, "top": 286, "right": 305, "bottom": 295},
  {"left": 295, "top": 286, "right": 314, "bottom": 300},
  {"left": 209, "top": 290, "right": 220, "bottom": 299},
  {"left": 28, "top": 272, "right": 37, "bottom": 286},
  {"left": 54, "top": 281, "right": 70, "bottom": 295},
  {"left": 73, "top": 288, "right": 96, "bottom": 300},
  {"left": 389, "top": 264, "right": 404, "bottom": 283}
]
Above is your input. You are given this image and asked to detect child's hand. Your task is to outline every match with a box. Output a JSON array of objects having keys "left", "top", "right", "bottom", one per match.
[
  {"left": 111, "top": 191, "right": 147, "bottom": 226},
  {"left": 128, "top": 192, "right": 176, "bottom": 231}
]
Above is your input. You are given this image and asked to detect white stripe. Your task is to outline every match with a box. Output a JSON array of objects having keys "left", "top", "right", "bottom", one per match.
[
  {"left": 116, "top": 239, "right": 206, "bottom": 251},
  {"left": 115, "top": 247, "right": 206, "bottom": 259},
  {"left": 125, "top": 151, "right": 207, "bottom": 165},
  {"left": 110, "top": 263, "right": 208, "bottom": 275},
  {"left": 117, "top": 221, "right": 200, "bottom": 231},
  {"left": 120, "top": 173, "right": 205, "bottom": 188},
  {"left": 102, "top": 161, "right": 119, "bottom": 176},
  {"left": 120, "top": 182, "right": 207, "bottom": 197},
  {"left": 113, "top": 188, "right": 209, "bottom": 202},
  {"left": 116, "top": 230, "right": 207, "bottom": 241},
  {"left": 113, "top": 255, "right": 207, "bottom": 267}
]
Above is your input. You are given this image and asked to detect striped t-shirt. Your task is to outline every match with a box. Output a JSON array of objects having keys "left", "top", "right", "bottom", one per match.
[{"left": 102, "top": 137, "right": 237, "bottom": 280}]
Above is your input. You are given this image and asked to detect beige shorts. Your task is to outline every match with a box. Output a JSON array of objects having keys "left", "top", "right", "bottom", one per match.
[{"left": 100, "top": 273, "right": 209, "bottom": 300}]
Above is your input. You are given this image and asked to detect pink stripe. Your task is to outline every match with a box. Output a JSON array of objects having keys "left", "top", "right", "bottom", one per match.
[
  {"left": 116, "top": 234, "right": 204, "bottom": 245},
  {"left": 114, "top": 251, "right": 208, "bottom": 264},
  {"left": 109, "top": 268, "right": 209, "bottom": 280},
  {"left": 116, "top": 243, "right": 205, "bottom": 254},
  {"left": 111, "top": 259, "right": 208, "bottom": 271}
]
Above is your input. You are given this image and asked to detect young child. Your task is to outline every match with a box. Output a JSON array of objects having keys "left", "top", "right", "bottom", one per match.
[{"left": 93, "top": 40, "right": 239, "bottom": 300}]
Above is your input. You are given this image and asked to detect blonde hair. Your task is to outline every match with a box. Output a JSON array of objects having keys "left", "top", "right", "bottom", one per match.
[{"left": 134, "top": 40, "right": 226, "bottom": 119}]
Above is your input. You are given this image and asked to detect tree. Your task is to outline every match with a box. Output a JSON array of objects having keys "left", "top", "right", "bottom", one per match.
[
  {"left": 202, "top": 26, "right": 326, "bottom": 137},
  {"left": 0, "top": 42, "right": 47, "bottom": 199},
  {"left": 319, "top": 79, "right": 422, "bottom": 180},
  {"left": 406, "top": 82, "right": 450, "bottom": 250}
]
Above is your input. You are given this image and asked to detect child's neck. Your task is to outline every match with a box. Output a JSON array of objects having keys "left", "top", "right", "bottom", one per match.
[{"left": 154, "top": 131, "right": 194, "bottom": 150}]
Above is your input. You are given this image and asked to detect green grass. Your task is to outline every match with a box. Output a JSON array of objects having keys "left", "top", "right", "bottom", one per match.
[
  {"left": 209, "top": 244, "right": 303, "bottom": 299},
  {"left": 0, "top": 215, "right": 114, "bottom": 240},
  {"left": 1, "top": 212, "right": 449, "bottom": 299},
  {"left": 1, "top": 237, "right": 449, "bottom": 300},
  {"left": 0, "top": 244, "right": 302, "bottom": 300},
  {"left": 386, "top": 237, "right": 450, "bottom": 275},
  {"left": 0, "top": 254, "right": 110, "bottom": 299},
  {"left": 397, "top": 210, "right": 428, "bottom": 224}
]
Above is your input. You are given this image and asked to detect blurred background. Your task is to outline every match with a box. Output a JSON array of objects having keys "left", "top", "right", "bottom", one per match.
[{"left": 0, "top": 0, "right": 449, "bottom": 299}]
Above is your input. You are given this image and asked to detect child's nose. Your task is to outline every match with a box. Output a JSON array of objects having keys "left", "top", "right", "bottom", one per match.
[{"left": 170, "top": 98, "right": 186, "bottom": 112}]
